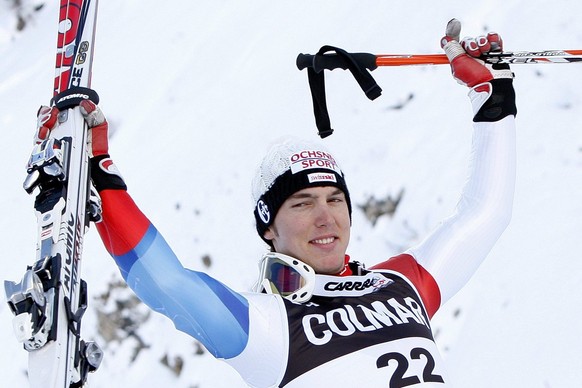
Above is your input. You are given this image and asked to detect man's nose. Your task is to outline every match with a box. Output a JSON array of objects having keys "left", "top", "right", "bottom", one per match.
[{"left": 314, "top": 202, "right": 335, "bottom": 227}]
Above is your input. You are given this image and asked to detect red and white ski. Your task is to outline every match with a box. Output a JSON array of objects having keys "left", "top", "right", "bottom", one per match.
[{"left": 4, "top": 1, "right": 102, "bottom": 387}]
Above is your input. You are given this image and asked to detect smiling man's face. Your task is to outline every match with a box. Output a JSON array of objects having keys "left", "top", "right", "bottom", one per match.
[{"left": 264, "top": 186, "right": 351, "bottom": 275}]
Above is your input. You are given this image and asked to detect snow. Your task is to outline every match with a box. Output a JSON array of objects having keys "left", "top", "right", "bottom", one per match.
[{"left": 1, "top": 0, "right": 582, "bottom": 387}]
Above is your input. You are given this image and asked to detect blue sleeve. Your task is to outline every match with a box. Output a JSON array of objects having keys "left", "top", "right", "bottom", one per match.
[{"left": 111, "top": 222, "right": 250, "bottom": 359}]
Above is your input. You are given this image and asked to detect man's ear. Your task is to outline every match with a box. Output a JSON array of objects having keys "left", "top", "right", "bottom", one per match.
[{"left": 263, "top": 225, "right": 276, "bottom": 242}]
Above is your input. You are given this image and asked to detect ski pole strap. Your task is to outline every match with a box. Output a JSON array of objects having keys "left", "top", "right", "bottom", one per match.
[
  {"left": 298, "top": 46, "right": 382, "bottom": 138},
  {"left": 306, "top": 62, "right": 333, "bottom": 138}
]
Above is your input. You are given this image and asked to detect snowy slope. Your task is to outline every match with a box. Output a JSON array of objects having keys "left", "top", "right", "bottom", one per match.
[{"left": 1, "top": 1, "right": 582, "bottom": 387}]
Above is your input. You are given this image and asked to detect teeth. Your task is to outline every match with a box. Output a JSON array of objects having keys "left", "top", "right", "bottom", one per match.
[{"left": 312, "top": 237, "right": 334, "bottom": 245}]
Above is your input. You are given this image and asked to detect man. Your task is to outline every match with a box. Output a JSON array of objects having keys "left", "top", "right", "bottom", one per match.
[{"left": 36, "top": 19, "right": 516, "bottom": 387}]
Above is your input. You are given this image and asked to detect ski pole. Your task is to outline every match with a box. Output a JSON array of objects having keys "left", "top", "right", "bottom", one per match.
[
  {"left": 298, "top": 46, "right": 582, "bottom": 138},
  {"left": 297, "top": 49, "right": 582, "bottom": 71}
]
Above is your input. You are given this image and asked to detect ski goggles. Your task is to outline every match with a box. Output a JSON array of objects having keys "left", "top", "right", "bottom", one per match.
[{"left": 254, "top": 252, "right": 315, "bottom": 303}]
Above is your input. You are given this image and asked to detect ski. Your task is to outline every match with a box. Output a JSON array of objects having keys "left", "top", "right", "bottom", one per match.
[{"left": 4, "top": 1, "right": 102, "bottom": 387}]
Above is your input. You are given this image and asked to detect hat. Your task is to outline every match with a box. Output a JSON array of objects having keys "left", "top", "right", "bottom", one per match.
[{"left": 252, "top": 137, "right": 352, "bottom": 244}]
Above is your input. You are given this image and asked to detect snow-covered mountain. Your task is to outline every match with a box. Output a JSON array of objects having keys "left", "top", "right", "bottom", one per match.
[{"left": 1, "top": 1, "right": 582, "bottom": 387}]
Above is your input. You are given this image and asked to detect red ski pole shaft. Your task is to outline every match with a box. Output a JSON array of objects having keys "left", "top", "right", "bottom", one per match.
[{"left": 376, "top": 54, "right": 449, "bottom": 66}]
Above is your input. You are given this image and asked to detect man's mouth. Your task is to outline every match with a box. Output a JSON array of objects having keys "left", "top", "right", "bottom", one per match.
[{"left": 311, "top": 237, "right": 336, "bottom": 245}]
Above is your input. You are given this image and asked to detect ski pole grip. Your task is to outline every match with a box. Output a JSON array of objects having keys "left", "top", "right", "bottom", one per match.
[
  {"left": 296, "top": 52, "right": 377, "bottom": 72},
  {"left": 52, "top": 87, "right": 100, "bottom": 110}
]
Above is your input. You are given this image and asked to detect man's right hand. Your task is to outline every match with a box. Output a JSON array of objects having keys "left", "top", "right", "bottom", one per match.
[
  {"left": 34, "top": 99, "right": 110, "bottom": 159},
  {"left": 80, "top": 99, "right": 109, "bottom": 158},
  {"left": 34, "top": 98, "right": 125, "bottom": 191}
]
